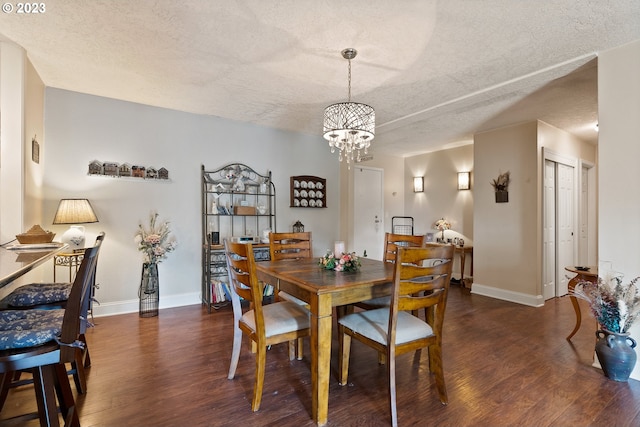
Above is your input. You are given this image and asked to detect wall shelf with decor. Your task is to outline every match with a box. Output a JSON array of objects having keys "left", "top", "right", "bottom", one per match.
[
  {"left": 290, "top": 175, "right": 326, "bottom": 208},
  {"left": 201, "top": 163, "right": 276, "bottom": 312},
  {"left": 88, "top": 160, "right": 170, "bottom": 181}
]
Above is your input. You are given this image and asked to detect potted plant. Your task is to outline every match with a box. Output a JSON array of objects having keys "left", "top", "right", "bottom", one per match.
[
  {"left": 572, "top": 275, "right": 640, "bottom": 381},
  {"left": 491, "top": 171, "right": 510, "bottom": 203}
]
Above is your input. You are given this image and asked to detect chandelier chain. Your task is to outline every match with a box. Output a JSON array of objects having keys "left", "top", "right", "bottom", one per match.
[{"left": 347, "top": 58, "right": 352, "bottom": 102}]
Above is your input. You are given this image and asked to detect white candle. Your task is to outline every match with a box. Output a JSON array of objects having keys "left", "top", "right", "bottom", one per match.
[{"left": 334, "top": 241, "right": 345, "bottom": 257}]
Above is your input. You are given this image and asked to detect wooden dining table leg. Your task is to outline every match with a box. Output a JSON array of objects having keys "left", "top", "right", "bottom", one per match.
[{"left": 310, "top": 295, "right": 332, "bottom": 426}]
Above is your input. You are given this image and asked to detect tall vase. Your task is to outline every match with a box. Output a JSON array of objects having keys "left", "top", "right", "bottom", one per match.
[
  {"left": 139, "top": 262, "right": 159, "bottom": 317},
  {"left": 595, "top": 329, "right": 637, "bottom": 382}
]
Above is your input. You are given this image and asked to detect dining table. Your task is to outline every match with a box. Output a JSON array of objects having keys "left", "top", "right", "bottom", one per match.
[
  {"left": 255, "top": 256, "right": 394, "bottom": 426},
  {"left": 0, "top": 242, "right": 67, "bottom": 289}
]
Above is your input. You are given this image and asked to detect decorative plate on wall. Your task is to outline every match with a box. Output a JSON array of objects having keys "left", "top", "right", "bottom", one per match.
[{"left": 290, "top": 175, "right": 326, "bottom": 208}]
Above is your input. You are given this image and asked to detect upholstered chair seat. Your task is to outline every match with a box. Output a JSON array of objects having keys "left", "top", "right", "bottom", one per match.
[
  {"left": 338, "top": 309, "right": 433, "bottom": 346},
  {"left": 1, "top": 283, "right": 71, "bottom": 308},
  {"left": 240, "top": 302, "right": 310, "bottom": 338},
  {"left": 0, "top": 309, "right": 65, "bottom": 350}
]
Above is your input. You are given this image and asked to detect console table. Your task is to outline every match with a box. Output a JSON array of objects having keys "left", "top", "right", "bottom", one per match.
[
  {"left": 455, "top": 245, "right": 473, "bottom": 288},
  {"left": 565, "top": 265, "right": 598, "bottom": 340}
]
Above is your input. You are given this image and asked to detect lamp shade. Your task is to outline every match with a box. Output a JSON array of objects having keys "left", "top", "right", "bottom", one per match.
[{"left": 53, "top": 199, "right": 98, "bottom": 224}]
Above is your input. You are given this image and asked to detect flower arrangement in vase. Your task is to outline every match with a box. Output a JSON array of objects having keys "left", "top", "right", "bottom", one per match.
[
  {"left": 434, "top": 218, "right": 451, "bottom": 242},
  {"left": 571, "top": 274, "right": 640, "bottom": 381},
  {"left": 319, "top": 251, "right": 361, "bottom": 272},
  {"left": 135, "top": 212, "right": 177, "bottom": 265},
  {"left": 134, "top": 212, "right": 177, "bottom": 304},
  {"left": 572, "top": 275, "right": 640, "bottom": 334}
]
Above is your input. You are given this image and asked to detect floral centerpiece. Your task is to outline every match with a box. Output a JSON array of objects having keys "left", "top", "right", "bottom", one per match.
[
  {"left": 135, "top": 212, "right": 177, "bottom": 264},
  {"left": 319, "top": 251, "right": 361, "bottom": 272},
  {"left": 571, "top": 275, "right": 640, "bottom": 334},
  {"left": 434, "top": 218, "right": 451, "bottom": 241}
]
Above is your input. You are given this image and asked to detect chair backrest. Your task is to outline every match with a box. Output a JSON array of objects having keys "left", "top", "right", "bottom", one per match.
[
  {"left": 269, "top": 232, "right": 312, "bottom": 261},
  {"left": 388, "top": 245, "right": 454, "bottom": 346},
  {"left": 224, "top": 240, "right": 266, "bottom": 337},
  {"left": 383, "top": 232, "right": 426, "bottom": 263},
  {"left": 79, "top": 232, "right": 105, "bottom": 334},
  {"left": 59, "top": 244, "right": 100, "bottom": 361}
]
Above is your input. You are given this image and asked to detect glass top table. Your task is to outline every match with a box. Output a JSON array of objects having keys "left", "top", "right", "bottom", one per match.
[{"left": 0, "top": 243, "right": 68, "bottom": 288}]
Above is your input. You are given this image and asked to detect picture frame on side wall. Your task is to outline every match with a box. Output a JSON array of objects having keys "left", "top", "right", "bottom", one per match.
[{"left": 31, "top": 135, "right": 40, "bottom": 164}]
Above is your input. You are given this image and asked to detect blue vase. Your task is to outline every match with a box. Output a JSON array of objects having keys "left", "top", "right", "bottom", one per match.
[{"left": 595, "top": 329, "right": 637, "bottom": 382}]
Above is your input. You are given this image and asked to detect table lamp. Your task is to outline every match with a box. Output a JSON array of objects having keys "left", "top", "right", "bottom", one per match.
[{"left": 52, "top": 198, "right": 99, "bottom": 250}]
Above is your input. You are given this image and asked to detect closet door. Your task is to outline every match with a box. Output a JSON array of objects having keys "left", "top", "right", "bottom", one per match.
[
  {"left": 543, "top": 159, "right": 557, "bottom": 300},
  {"left": 556, "top": 162, "right": 575, "bottom": 296},
  {"left": 543, "top": 149, "right": 577, "bottom": 299}
]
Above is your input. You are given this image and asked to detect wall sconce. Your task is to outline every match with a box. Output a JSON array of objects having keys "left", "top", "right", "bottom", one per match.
[
  {"left": 458, "top": 172, "right": 471, "bottom": 190},
  {"left": 413, "top": 176, "right": 424, "bottom": 193}
]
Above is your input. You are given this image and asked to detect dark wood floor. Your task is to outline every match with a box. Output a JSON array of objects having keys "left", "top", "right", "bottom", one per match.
[{"left": 3, "top": 284, "right": 640, "bottom": 427}]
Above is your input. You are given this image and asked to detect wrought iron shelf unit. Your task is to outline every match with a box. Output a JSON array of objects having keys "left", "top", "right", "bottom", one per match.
[{"left": 201, "top": 163, "right": 276, "bottom": 312}]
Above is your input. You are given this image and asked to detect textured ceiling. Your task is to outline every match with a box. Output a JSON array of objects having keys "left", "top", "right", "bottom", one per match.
[{"left": 1, "top": 1, "right": 639, "bottom": 157}]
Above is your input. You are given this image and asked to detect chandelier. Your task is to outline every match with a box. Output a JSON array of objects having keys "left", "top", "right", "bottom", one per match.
[{"left": 323, "top": 48, "right": 375, "bottom": 166}]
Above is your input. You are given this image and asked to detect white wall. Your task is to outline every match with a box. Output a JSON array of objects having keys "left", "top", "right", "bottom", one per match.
[
  {"left": 472, "top": 121, "right": 595, "bottom": 306},
  {"left": 598, "top": 40, "right": 640, "bottom": 380},
  {"left": 404, "top": 144, "right": 474, "bottom": 278},
  {"left": 0, "top": 42, "right": 51, "bottom": 299},
  {"left": 473, "top": 122, "right": 541, "bottom": 305},
  {"left": 0, "top": 42, "right": 25, "bottom": 243},
  {"left": 24, "top": 57, "right": 45, "bottom": 229},
  {"left": 42, "top": 88, "right": 340, "bottom": 316},
  {"left": 404, "top": 144, "right": 474, "bottom": 240}
]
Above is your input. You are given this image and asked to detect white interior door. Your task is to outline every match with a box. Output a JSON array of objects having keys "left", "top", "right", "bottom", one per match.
[
  {"left": 543, "top": 160, "right": 556, "bottom": 300},
  {"left": 543, "top": 150, "right": 578, "bottom": 299},
  {"left": 579, "top": 165, "right": 589, "bottom": 265},
  {"left": 579, "top": 163, "right": 596, "bottom": 266},
  {"left": 353, "top": 166, "right": 384, "bottom": 260},
  {"left": 556, "top": 162, "right": 575, "bottom": 296}
]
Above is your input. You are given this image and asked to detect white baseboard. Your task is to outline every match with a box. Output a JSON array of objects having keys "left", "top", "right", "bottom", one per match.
[
  {"left": 470, "top": 282, "right": 544, "bottom": 307},
  {"left": 92, "top": 292, "right": 201, "bottom": 317}
]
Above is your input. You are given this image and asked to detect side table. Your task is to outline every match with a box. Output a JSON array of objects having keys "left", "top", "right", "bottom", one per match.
[
  {"left": 454, "top": 245, "right": 473, "bottom": 288},
  {"left": 53, "top": 250, "right": 85, "bottom": 282},
  {"left": 565, "top": 265, "right": 598, "bottom": 340}
]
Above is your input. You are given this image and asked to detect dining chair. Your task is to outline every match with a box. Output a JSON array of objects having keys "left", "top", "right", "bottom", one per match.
[
  {"left": 269, "top": 231, "right": 312, "bottom": 262},
  {"left": 0, "top": 232, "right": 105, "bottom": 394},
  {"left": 0, "top": 244, "right": 100, "bottom": 426},
  {"left": 354, "top": 232, "right": 426, "bottom": 310},
  {"left": 337, "top": 244, "right": 454, "bottom": 427},
  {"left": 225, "top": 240, "right": 310, "bottom": 412},
  {"left": 268, "top": 231, "right": 312, "bottom": 359}
]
